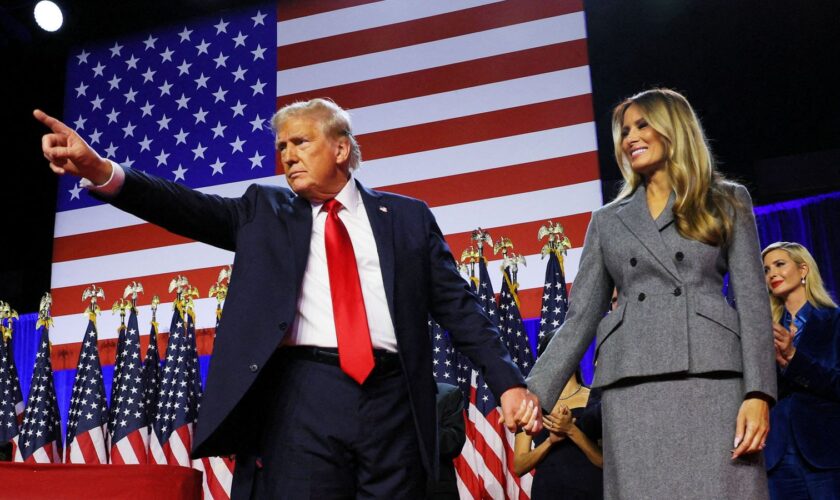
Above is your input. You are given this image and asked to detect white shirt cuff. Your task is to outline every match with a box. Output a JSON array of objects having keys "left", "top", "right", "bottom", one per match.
[{"left": 80, "top": 161, "right": 125, "bottom": 197}]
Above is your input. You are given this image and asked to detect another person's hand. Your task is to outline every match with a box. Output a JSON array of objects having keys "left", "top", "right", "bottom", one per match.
[
  {"left": 773, "top": 324, "right": 796, "bottom": 368},
  {"left": 731, "top": 396, "right": 770, "bottom": 459},
  {"left": 500, "top": 387, "right": 543, "bottom": 435},
  {"left": 545, "top": 424, "right": 566, "bottom": 444},
  {"left": 544, "top": 405, "right": 575, "bottom": 435},
  {"left": 543, "top": 404, "right": 573, "bottom": 444},
  {"left": 34, "top": 109, "right": 112, "bottom": 184}
]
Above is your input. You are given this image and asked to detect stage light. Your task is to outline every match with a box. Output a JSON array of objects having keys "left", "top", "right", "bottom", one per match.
[{"left": 33, "top": 1, "right": 63, "bottom": 32}]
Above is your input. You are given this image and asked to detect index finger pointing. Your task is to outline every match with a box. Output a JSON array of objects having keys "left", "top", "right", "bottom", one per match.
[{"left": 33, "top": 109, "right": 72, "bottom": 134}]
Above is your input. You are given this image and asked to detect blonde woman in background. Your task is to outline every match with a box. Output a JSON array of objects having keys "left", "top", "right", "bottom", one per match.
[
  {"left": 762, "top": 242, "right": 840, "bottom": 499},
  {"left": 526, "top": 88, "right": 776, "bottom": 498}
]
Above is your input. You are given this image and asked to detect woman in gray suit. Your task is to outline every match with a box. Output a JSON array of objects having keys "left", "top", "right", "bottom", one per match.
[{"left": 527, "top": 88, "right": 776, "bottom": 498}]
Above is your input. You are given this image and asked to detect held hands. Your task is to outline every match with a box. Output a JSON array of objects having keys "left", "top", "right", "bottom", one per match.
[
  {"left": 33, "top": 109, "right": 112, "bottom": 184},
  {"left": 499, "top": 387, "right": 543, "bottom": 435},
  {"left": 731, "top": 397, "right": 770, "bottom": 460},
  {"left": 773, "top": 324, "right": 796, "bottom": 368}
]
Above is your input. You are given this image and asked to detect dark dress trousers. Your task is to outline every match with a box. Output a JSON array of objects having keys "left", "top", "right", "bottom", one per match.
[
  {"left": 102, "top": 168, "right": 524, "bottom": 492},
  {"left": 766, "top": 304, "right": 840, "bottom": 498},
  {"left": 430, "top": 382, "right": 466, "bottom": 499}
]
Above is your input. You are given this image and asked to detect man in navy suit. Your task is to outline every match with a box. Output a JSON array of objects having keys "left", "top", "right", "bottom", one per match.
[{"left": 35, "top": 99, "right": 541, "bottom": 498}]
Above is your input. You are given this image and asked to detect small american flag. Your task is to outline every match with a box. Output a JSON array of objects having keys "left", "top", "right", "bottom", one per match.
[
  {"left": 0, "top": 331, "right": 21, "bottom": 447},
  {"left": 65, "top": 316, "right": 109, "bottom": 463},
  {"left": 109, "top": 307, "right": 149, "bottom": 464},
  {"left": 142, "top": 317, "right": 162, "bottom": 428},
  {"left": 538, "top": 251, "right": 569, "bottom": 341},
  {"left": 150, "top": 303, "right": 200, "bottom": 466},
  {"left": 2, "top": 321, "right": 24, "bottom": 428},
  {"left": 108, "top": 312, "right": 129, "bottom": 432},
  {"left": 498, "top": 269, "right": 534, "bottom": 376},
  {"left": 14, "top": 327, "right": 62, "bottom": 463}
]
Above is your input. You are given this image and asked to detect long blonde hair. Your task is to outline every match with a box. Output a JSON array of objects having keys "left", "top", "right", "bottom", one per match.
[
  {"left": 761, "top": 241, "right": 838, "bottom": 322},
  {"left": 612, "top": 88, "right": 739, "bottom": 246}
]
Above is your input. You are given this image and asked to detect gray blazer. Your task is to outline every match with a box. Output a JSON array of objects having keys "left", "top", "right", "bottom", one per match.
[{"left": 527, "top": 183, "right": 777, "bottom": 406}]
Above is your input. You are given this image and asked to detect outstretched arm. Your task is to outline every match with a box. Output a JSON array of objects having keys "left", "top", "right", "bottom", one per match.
[{"left": 34, "top": 109, "right": 253, "bottom": 251}]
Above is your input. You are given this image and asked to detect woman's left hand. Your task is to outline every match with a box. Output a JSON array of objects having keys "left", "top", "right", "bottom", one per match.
[{"left": 731, "top": 397, "right": 770, "bottom": 459}]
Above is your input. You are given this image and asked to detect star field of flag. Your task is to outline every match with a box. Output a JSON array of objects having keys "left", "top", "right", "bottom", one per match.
[
  {"left": 16, "top": 328, "right": 62, "bottom": 462},
  {"left": 472, "top": 261, "right": 502, "bottom": 414},
  {"left": 59, "top": 7, "right": 275, "bottom": 210},
  {"left": 142, "top": 320, "right": 162, "bottom": 427},
  {"left": 108, "top": 313, "right": 129, "bottom": 432},
  {"left": 0, "top": 334, "right": 21, "bottom": 444},
  {"left": 539, "top": 252, "right": 569, "bottom": 341},
  {"left": 109, "top": 308, "right": 148, "bottom": 445},
  {"left": 498, "top": 270, "right": 534, "bottom": 376},
  {"left": 65, "top": 319, "right": 109, "bottom": 457},
  {"left": 152, "top": 309, "right": 200, "bottom": 446}
]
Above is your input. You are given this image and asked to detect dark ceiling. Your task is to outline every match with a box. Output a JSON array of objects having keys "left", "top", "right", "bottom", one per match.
[{"left": 2, "top": 0, "right": 840, "bottom": 313}]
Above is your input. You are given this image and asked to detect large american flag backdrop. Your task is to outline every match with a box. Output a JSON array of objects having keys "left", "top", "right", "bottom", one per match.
[{"left": 46, "top": 0, "right": 601, "bottom": 497}]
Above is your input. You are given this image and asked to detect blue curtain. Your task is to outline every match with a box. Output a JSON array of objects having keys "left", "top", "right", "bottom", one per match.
[
  {"left": 11, "top": 313, "right": 39, "bottom": 404},
  {"left": 754, "top": 191, "right": 840, "bottom": 299}
]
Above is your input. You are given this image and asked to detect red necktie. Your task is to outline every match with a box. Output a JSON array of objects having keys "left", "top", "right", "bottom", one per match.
[{"left": 323, "top": 199, "right": 375, "bottom": 384}]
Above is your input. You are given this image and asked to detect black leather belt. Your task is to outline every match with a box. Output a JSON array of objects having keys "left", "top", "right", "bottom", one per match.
[{"left": 281, "top": 346, "right": 401, "bottom": 375}]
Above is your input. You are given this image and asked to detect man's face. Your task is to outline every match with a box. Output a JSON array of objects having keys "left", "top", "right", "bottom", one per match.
[{"left": 277, "top": 115, "right": 350, "bottom": 202}]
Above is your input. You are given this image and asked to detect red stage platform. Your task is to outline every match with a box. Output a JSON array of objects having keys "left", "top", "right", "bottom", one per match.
[{"left": 0, "top": 463, "right": 202, "bottom": 499}]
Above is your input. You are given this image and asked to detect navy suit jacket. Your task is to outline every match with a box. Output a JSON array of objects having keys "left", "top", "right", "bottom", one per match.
[
  {"left": 765, "top": 304, "right": 840, "bottom": 470},
  {"left": 104, "top": 167, "right": 524, "bottom": 474}
]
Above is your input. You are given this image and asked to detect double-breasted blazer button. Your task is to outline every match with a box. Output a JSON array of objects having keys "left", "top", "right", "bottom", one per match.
[
  {"left": 278, "top": 322, "right": 288, "bottom": 331},
  {"left": 673, "top": 287, "right": 682, "bottom": 296},
  {"left": 249, "top": 363, "right": 259, "bottom": 373},
  {"left": 638, "top": 292, "right": 646, "bottom": 301},
  {"left": 630, "top": 257, "right": 638, "bottom": 267},
  {"left": 675, "top": 251, "right": 685, "bottom": 261}
]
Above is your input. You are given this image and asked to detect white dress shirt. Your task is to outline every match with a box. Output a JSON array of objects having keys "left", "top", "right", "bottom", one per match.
[{"left": 285, "top": 178, "right": 397, "bottom": 352}]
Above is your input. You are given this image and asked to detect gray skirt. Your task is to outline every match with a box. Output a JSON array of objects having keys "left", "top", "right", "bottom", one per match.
[{"left": 600, "top": 375, "right": 769, "bottom": 500}]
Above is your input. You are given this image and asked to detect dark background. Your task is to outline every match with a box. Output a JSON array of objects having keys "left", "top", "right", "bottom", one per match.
[{"left": 2, "top": 0, "right": 839, "bottom": 314}]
